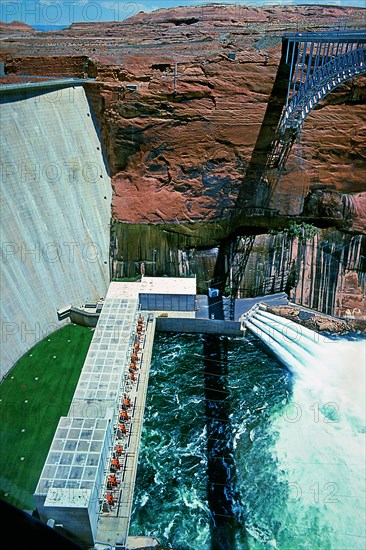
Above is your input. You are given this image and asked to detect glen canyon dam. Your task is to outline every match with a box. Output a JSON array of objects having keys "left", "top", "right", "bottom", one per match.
[{"left": 0, "top": 2, "right": 365, "bottom": 550}]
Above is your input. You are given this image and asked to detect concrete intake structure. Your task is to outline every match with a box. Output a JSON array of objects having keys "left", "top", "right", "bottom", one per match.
[
  {"left": 0, "top": 84, "right": 112, "bottom": 377},
  {"left": 34, "top": 277, "right": 197, "bottom": 549}
]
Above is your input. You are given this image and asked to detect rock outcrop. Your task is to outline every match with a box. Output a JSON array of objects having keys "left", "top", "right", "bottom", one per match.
[
  {"left": 265, "top": 305, "right": 365, "bottom": 334},
  {"left": 239, "top": 230, "right": 366, "bottom": 319},
  {"left": 3, "top": 55, "right": 96, "bottom": 79},
  {"left": 0, "top": 20, "right": 33, "bottom": 33}
]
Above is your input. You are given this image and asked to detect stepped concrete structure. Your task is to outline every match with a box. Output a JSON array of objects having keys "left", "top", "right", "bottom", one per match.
[{"left": 0, "top": 84, "right": 112, "bottom": 376}]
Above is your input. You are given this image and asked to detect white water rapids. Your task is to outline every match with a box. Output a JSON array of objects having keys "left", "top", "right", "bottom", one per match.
[{"left": 245, "top": 308, "right": 366, "bottom": 549}]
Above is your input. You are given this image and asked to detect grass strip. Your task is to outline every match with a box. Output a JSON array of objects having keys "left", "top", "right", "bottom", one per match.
[{"left": 0, "top": 324, "right": 93, "bottom": 510}]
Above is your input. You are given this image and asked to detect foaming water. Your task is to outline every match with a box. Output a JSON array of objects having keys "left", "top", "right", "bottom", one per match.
[
  {"left": 265, "top": 335, "right": 366, "bottom": 550},
  {"left": 130, "top": 330, "right": 366, "bottom": 549}
]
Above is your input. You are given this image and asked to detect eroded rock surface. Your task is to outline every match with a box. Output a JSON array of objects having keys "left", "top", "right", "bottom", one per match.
[
  {"left": 1, "top": 4, "right": 365, "bottom": 231},
  {"left": 266, "top": 305, "right": 366, "bottom": 334}
]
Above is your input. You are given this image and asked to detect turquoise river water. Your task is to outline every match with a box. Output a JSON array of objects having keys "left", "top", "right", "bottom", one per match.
[{"left": 130, "top": 331, "right": 366, "bottom": 550}]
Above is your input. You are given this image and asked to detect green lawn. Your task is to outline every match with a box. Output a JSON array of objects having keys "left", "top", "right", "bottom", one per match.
[{"left": 0, "top": 324, "right": 93, "bottom": 510}]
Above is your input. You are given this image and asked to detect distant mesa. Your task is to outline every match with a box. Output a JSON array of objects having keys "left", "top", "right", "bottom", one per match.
[{"left": 0, "top": 20, "right": 34, "bottom": 32}]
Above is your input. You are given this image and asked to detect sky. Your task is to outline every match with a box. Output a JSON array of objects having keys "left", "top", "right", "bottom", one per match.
[{"left": 1, "top": 0, "right": 365, "bottom": 27}]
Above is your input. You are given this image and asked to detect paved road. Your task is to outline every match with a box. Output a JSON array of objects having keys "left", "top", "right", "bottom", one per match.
[{"left": 234, "top": 292, "right": 288, "bottom": 320}]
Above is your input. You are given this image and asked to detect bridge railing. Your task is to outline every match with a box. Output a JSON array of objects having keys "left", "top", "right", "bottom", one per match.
[
  {"left": 265, "top": 31, "right": 366, "bottom": 168},
  {"left": 281, "top": 46, "right": 366, "bottom": 131}
]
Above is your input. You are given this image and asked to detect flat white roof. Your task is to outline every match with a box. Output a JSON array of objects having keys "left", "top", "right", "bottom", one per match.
[
  {"left": 45, "top": 488, "right": 92, "bottom": 509},
  {"left": 140, "top": 276, "right": 196, "bottom": 295},
  {"left": 106, "top": 282, "right": 140, "bottom": 300},
  {"left": 71, "top": 295, "right": 138, "bottom": 403},
  {"left": 107, "top": 277, "right": 196, "bottom": 300},
  {"left": 35, "top": 417, "right": 110, "bottom": 497}
]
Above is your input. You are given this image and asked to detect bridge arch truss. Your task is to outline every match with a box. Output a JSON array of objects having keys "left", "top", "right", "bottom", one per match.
[
  {"left": 267, "top": 30, "right": 366, "bottom": 169},
  {"left": 280, "top": 30, "right": 366, "bottom": 133}
]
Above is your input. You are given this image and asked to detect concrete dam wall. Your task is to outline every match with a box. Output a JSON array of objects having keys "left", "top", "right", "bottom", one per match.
[{"left": 1, "top": 85, "right": 112, "bottom": 377}]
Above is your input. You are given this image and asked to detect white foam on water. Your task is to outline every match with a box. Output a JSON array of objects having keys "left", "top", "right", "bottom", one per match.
[
  {"left": 140, "top": 492, "right": 149, "bottom": 507},
  {"left": 267, "top": 325, "right": 366, "bottom": 549},
  {"left": 163, "top": 517, "right": 176, "bottom": 538}
]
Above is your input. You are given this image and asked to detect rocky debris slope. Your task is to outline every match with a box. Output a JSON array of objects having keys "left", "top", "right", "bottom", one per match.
[{"left": 266, "top": 305, "right": 366, "bottom": 334}]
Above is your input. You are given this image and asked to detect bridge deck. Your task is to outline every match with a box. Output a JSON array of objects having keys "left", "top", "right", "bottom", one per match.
[
  {"left": 264, "top": 28, "right": 366, "bottom": 170},
  {"left": 283, "top": 30, "right": 366, "bottom": 42}
]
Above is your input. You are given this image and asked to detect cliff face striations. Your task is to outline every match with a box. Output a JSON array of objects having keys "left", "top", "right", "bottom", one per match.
[
  {"left": 1, "top": 4, "right": 365, "bottom": 319},
  {"left": 1, "top": 5, "right": 365, "bottom": 227},
  {"left": 239, "top": 230, "right": 366, "bottom": 320}
]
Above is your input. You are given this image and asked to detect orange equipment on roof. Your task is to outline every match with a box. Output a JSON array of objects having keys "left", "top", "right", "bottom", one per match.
[
  {"left": 107, "top": 475, "right": 118, "bottom": 488},
  {"left": 115, "top": 445, "right": 123, "bottom": 456},
  {"left": 111, "top": 458, "right": 120, "bottom": 470},
  {"left": 106, "top": 493, "right": 114, "bottom": 506}
]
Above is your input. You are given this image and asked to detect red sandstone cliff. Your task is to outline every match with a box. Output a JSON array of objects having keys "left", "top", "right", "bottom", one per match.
[
  {"left": 1, "top": 4, "right": 365, "bottom": 232},
  {"left": 0, "top": 20, "right": 33, "bottom": 33}
]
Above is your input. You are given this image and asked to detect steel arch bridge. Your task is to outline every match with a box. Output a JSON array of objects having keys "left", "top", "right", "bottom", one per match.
[
  {"left": 224, "top": 30, "right": 366, "bottom": 320},
  {"left": 268, "top": 30, "right": 366, "bottom": 169}
]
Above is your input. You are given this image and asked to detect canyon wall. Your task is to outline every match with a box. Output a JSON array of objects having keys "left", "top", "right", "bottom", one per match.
[
  {"left": 1, "top": 5, "right": 365, "bottom": 320},
  {"left": 84, "top": 53, "right": 366, "bottom": 231},
  {"left": 1, "top": 5, "right": 365, "bottom": 229},
  {"left": 239, "top": 231, "right": 366, "bottom": 319},
  {"left": 0, "top": 86, "right": 111, "bottom": 376}
]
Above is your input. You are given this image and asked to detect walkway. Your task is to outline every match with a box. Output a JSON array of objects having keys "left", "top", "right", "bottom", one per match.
[
  {"left": 0, "top": 78, "right": 94, "bottom": 95},
  {"left": 96, "top": 313, "right": 156, "bottom": 549}
]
